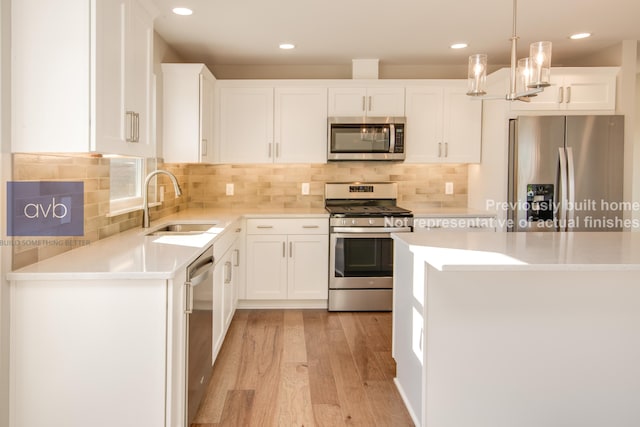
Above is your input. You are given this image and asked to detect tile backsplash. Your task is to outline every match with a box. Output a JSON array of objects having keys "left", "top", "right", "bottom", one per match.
[
  {"left": 10, "top": 154, "right": 466, "bottom": 269},
  {"left": 185, "top": 162, "right": 467, "bottom": 210}
]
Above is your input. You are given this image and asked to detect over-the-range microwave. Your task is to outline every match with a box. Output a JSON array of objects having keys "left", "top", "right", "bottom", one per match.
[{"left": 327, "top": 117, "right": 406, "bottom": 161}]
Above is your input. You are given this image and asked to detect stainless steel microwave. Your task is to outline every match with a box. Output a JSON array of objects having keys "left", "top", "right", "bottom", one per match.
[{"left": 328, "top": 117, "right": 406, "bottom": 161}]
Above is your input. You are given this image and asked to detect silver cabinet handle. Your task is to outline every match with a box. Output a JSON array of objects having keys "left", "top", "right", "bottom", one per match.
[
  {"left": 185, "top": 283, "right": 192, "bottom": 314},
  {"left": 235, "top": 228, "right": 242, "bottom": 233},
  {"left": 289, "top": 241, "right": 292, "bottom": 258},
  {"left": 134, "top": 113, "right": 140, "bottom": 142},
  {"left": 558, "top": 87, "right": 564, "bottom": 104},
  {"left": 275, "top": 142, "right": 280, "bottom": 158},
  {"left": 361, "top": 96, "right": 366, "bottom": 112},
  {"left": 438, "top": 142, "right": 442, "bottom": 157},
  {"left": 201, "top": 139, "right": 208, "bottom": 156},
  {"left": 444, "top": 142, "right": 448, "bottom": 157},
  {"left": 224, "top": 261, "right": 232, "bottom": 284},
  {"left": 126, "top": 111, "right": 135, "bottom": 142},
  {"left": 268, "top": 142, "right": 273, "bottom": 158},
  {"left": 256, "top": 225, "right": 273, "bottom": 229},
  {"left": 565, "top": 86, "right": 571, "bottom": 104},
  {"left": 302, "top": 225, "right": 319, "bottom": 229},
  {"left": 233, "top": 249, "right": 240, "bottom": 267},
  {"left": 368, "top": 95, "right": 372, "bottom": 111},
  {"left": 282, "top": 241, "right": 285, "bottom": 257}
]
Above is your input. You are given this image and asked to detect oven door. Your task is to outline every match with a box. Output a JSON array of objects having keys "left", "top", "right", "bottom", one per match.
[{"left": 330, "top": 232, "right": 394, "bottom": 289}]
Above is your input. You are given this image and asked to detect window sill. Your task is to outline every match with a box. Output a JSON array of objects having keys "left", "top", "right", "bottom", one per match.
[{"left": 106, "top": 202, "right": 161, "bottom": 218}]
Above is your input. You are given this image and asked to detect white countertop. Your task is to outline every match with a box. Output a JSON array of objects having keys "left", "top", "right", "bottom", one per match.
[
  {"left": 7, "top": 208, "right": 329, "bottom": 281},
  {"left": 392, "top": 231, "right": 640, "bottom": 271}
]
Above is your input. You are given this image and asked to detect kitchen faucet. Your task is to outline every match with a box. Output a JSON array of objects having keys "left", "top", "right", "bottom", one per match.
[{"left": 142, "top": 169, "right": 182, "bottom": 228}]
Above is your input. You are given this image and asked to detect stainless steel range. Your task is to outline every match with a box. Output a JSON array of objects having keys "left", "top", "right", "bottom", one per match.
[{"left": 325, "top": 182, "right": 413, "bottom": 311}]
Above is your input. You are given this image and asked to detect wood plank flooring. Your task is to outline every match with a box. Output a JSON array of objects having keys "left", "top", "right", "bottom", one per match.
[{"left": 192, "top": 309, "right": 414, "bottom": 427}]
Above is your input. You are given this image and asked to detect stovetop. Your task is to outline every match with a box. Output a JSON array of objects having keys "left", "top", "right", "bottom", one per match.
[
  {"left": 325, "top": 205, "right": 413, "bottom": 217},
  {"left": 324, "top": 182, "right": 413, "bottom": 218}
]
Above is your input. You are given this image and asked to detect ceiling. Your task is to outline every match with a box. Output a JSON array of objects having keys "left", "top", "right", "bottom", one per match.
[{"left": 151, "top": 0, "right": 640, "bottom": 77}]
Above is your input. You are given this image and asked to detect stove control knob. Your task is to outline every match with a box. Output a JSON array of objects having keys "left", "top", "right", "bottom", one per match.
[
  {"left": 351, "top": 219, "right": 357, "bottom": 225},
  {"left": 369, "top": 219, "right": 375, "bottom": 225}
]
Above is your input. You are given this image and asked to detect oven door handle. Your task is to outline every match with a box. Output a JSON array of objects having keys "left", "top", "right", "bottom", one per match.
[{"left": 331, "top": 227, "right": 412, "bottom": 234}]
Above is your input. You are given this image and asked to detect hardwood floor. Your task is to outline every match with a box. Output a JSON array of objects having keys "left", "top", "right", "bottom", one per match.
[{"left": 192, "top": 309, "right": 414, "bottom": 427}]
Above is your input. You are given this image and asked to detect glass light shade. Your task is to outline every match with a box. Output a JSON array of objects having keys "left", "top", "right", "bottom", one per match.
[
  {"left": 528, "top": 41, "right": 552, "bottom": 88},
  {"left": 517, "top": 57, "right": 535, "bottom": 94},
  {"left": 467, "top": 54, "right": 487, "bottom": 96}
]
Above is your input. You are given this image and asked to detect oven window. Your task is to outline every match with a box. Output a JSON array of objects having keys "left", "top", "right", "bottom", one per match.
[
  {"left": 334, "top": 237, "right": 393, "bottom": 277},
  {"left": 331, "top": 124, "right": 390, "bottom": 153}
]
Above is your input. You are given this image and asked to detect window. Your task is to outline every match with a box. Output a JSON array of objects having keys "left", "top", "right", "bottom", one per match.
[{"left": 108, "top": 157, "right": 146, "bottom": 214}]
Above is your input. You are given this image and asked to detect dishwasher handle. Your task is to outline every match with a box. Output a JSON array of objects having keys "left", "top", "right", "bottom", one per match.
[
  {"left": 187, "top": 259, "right": 213, "bottom": 287},
  {"left": 185, "top": 249, "right": 214, "bottom": 314}
]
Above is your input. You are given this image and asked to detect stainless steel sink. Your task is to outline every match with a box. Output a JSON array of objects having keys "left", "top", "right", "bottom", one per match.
[{"left": 146, "top": 222, "right": 218, "bottom": 236}]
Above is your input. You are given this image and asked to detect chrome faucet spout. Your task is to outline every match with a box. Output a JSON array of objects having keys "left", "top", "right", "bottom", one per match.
[{"left": 142, "top": 170, "right": 182, "bottom": 228}]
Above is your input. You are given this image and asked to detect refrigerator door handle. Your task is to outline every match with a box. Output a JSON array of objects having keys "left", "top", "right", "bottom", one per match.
[
  {"left": 557, "top": 147, "right": 569, "bottom": 231},
  {"left": 566, "top": 147, "right": 576, "bottom": 230}
]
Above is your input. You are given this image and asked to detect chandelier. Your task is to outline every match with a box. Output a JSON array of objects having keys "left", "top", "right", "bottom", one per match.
[{"left": 466, "top": 0, "right": 552, "bottom": 101}]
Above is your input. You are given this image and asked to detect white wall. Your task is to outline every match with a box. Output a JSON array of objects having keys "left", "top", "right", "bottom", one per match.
[{"left": 0, "top": 0, "right": 11, "bottom": 425}]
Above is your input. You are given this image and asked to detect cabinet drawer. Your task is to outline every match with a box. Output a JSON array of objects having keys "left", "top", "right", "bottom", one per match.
[
  {"left": 413, "top": 216, "right": 496, "bottom": 232},
  {"left": 247, "top": 218, "right": 328, "bottom": 235}
]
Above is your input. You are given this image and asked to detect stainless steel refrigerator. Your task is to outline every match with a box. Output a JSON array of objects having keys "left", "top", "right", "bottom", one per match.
[{"left": 508, "top": 115, "right": 624, "bottom": 232}]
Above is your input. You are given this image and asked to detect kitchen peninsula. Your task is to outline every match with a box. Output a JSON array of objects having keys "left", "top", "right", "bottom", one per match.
[{"left": 392, "top": 231, "right": 640, "bottom": 427}]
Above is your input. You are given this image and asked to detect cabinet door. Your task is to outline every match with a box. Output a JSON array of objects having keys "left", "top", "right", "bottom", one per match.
[
  {"left": 123, "top": 0, "right": 154, "bottom": 156},
  {"left": 562, "top": 72, "right": 616, "bottom": 111},
  {"left": 328, "top": 87, "right": 367, "bottom": 116},
  {"left": 510, "top": 74, "right": 564, "bottom": 111},
  {"left": 287, "top": 235, "right": 329, "bottom": 300},
  {"left": 94, "top": 0, "right": 126, "bottom": 153},
  {"left": 223, "top": 245, "right": 240, "bottom": 328},
  {"left": 510, "top": 68, "right": 617, "bottom": 112},
  {"left": 274, "top": 87, "right": 328, "bottom": 163},
  {"left": 404, "top": 86, "right": 443, "bottom": 163},
  {"left": 219, "top": 87, "right": 274, "bottom": 163},
  {"left": 366, "top": 87, "right": 405, "bottom": 116},
  {"left": 442, "top": 86, "right": 482, "bottom": 163},
  {"left": 12, "top": 0, "right": 91, "bottom": 152},
  {"left": 246, "top": 235, "right": 288, "bottom": 299},
  {"left": 200, "top": 73, "right": 216, "bottom": 162}
]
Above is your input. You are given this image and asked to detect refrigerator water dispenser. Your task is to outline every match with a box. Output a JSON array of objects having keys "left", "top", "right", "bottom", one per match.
[{"left": 526, "top": 184, "right": 554, "bottom": 222}]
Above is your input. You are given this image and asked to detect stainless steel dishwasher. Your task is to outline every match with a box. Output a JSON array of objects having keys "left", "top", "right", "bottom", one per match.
[{"left": 185, "top": 246, "right": 214, "bottom": 426}]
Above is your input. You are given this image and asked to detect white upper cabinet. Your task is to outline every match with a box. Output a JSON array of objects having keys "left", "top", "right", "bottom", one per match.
[
  {"left": 405, "top": 82, "right": 482, "bottom": 163},
  {"left": 328, "top": 87, "right": 405, "bottom": 117},
  {"left": 274, "top": 87, "right": 328, "bottom": 163},
  {"left": 219, "top": 87, "right": 274, "bottom": 163},
  {"left": 12, "top": 0, "right": 156, "bottom": 156},
  {"left": 510, "top": 67, "right": 617, "bottom": 112},
  {"left": 218, "top": 85, "right": 327, "bottom": 164},
  {"left": 162, "top": 64, "right": 217, "bottom": 163}
]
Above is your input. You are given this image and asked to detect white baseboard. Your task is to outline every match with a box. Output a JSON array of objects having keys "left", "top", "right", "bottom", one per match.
[
  {"left": 237, "top": 299, "right": 328, "bottom": 309},
  {"left": 394, "top": 377, "right": 421, "bottom": 427}
]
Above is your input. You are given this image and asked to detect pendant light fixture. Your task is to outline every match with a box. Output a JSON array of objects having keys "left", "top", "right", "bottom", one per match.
[{"left": 466, "top": 0, "right": 552, "bottom": 101}]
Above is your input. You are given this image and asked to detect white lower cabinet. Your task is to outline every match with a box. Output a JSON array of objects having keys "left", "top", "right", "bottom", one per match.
[
  {"left": 11, "top": 275, "right": 179, "bottom": 427},
  {"left": 212, "top": 221, "right": 243, "bottom": 358},
  {"left": 245, "top": 218, "right": 328, "bottom": 302}
]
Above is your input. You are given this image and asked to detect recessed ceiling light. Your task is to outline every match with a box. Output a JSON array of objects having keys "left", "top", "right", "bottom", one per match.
[
  {"left": 451, "top": 43, "right": 468, "bottom": 49},
  {"left": 172, "top": 7, "right": 193, "bottom": 16},
  {"left": 279, "top": 43, "right": 295, "bottom": 50},
  {"left": 570, "top": 32, "right": 591, "bottom": 40}
]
